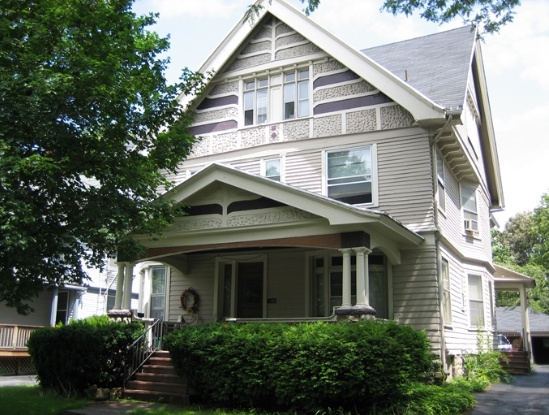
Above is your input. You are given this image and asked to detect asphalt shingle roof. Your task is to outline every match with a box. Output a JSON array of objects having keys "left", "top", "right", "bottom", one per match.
[
  {"left": 361, "top": 26, "right": 476, "bottom": 111},
  {"left": 496, "top": 307, "right": 549, "bottom": 333}
]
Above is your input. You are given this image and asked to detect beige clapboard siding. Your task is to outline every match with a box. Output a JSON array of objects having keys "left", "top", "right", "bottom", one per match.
[
  {"left": 392, "top": 247, "right": 440, "bottom": 354},
  {"left": 285, "top": 149, "right": 323, "bottom": 193},
  {"left": 231, "top": 157, "right": 262, "bottom": 175},
  {"left": 377, "top": 134, "right": 435, "bottom": 230},
  {"left": 167, "top": 255, "right": 216, "bottom": 324},
  {"left": 266, "top": 250, "right": 306, "bottom": 318}
]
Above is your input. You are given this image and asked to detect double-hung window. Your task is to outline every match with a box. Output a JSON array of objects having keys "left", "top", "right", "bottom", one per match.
[
  {"left": 327, "top": 146, "right": 373, "bottom": 205},
  {"left": 441, "top": 258, "right": 452, "bottom": 325},
  {"left": 243, "top": 69, "right": 309, "bottom": 126},
  {"left": 436, "top": 151, "right": 446, "bottom": 211},
  {"left": 461, "top": 184, "right": 479, "bottom": 233},
  {"left": 283, "top": 70, "right": 309, "bottom": 119},
  {"left": 150, "top": 267, "right": 166, "bottom": 320},
  {"left": 468, "top": 274, "right": 484, "bottom": 327},
  {"left": 244, "top": 78, "right": 268, "bottom": 126}
]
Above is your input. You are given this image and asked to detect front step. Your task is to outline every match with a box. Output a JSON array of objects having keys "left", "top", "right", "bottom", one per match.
[
  {"left": 124, "top": 351, "right": 189, "bottom": 404},
  {"left": 500, "top": 351, "right": 531, "bottom": 375}
]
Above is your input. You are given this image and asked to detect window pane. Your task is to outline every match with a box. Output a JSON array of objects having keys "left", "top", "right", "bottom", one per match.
[
  {"left": 265, "top": 159, "right": 280, "bottom": 180},
  {"left": 468, "top": 275, "right": 482, "bottom": 300},
  {"left": 284, "top": 83, "right": 295, "bottom": 119},
  {"left": 299, "top": 69, "right": 309, "bottom": 79},
  {"left": 328, "top": 148, "right": 371, "bottom": 179},
  {"left": 438, "top": 182, "right": 446, "bottom": 211},
  {"left": 461, "top": 186, "right": 477, "bottom": 212},
  {"left": 152, "top": 268, "right": 166, "bottom": 294},
  {"left": 468, "top": 275, "right": 484, "bottom": 326},
  {"left": 257, "top": 89, "right": 268, "bottom": 123},
  {"left": 258, "top": 78, "right": 268, "bottom": 87},
  {"left": 285, "top": 72, "right": 295, "bottom": 82},
  {"left": 245, "top": 81, "right": 255, "bottom": 90},
  {"left": 470, "top": 301, "right": 484, "bottom": 326}
]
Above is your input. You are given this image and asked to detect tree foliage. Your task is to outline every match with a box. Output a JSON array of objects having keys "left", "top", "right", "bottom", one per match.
[
  {"left": 247, "top": 0, "right": 520, "bottom": 35},
  {"left": 493, "top": 192, "right": 549, "bottom": 313},
  {"left": 0, "top": 0, "right": 203, "bottom": 314}
]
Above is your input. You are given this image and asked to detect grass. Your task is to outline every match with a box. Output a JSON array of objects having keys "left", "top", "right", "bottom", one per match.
[
  {"left": 0, "top": 385, "right": 87, "bottom": 415},
  {"left": 128, "top": 407, "right": 263, "bottom": 415}
]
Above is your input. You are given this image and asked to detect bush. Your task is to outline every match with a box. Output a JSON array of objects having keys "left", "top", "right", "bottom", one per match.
[
  {"left": 163, "top": 321, "right": 434, "bottom": 412},
  {"left": 464, "top": 334, "right": 510, "bottom": 391},
  {"left": 27, "top": 315, "right": 144, "bottom": 394}
]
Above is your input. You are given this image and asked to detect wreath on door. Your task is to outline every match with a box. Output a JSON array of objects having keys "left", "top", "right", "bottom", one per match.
[{"left": 180, "top": 287, "right": 199, "bottom": 313}]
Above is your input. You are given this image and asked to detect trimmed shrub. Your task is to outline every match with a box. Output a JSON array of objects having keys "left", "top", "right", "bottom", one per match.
[
  {"left": 27, "top": 315, "right": 144, "bottom": 394},
  {"left": 163, "top": 321, "right": 434, "bottom": 412}
]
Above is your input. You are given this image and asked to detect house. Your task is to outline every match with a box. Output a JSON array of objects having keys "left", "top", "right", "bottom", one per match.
[{"left": 5, "top": 0, "right": 532, "bottom": 379}]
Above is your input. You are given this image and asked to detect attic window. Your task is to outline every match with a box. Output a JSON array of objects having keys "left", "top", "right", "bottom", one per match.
[{"left": 243, "top": 69, "right": 310, "bottom": 126}]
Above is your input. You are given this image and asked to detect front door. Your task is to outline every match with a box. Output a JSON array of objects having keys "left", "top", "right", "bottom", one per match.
[{"left": 237, "top": 262, "right": 263, "bottom": 318}]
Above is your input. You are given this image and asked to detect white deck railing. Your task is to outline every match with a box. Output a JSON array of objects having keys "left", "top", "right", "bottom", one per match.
[{"left": 0, "top": 324, "right": 42, "bottom": 350}]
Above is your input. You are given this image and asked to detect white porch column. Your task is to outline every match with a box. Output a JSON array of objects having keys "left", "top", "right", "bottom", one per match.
[
  {"left": 339, "top": 248, "right": 352, "bottom": 308},
  {"left": 114, "top": 262, "right": 125, "bottom": 309},
  {"left": 520, "top": 286, "right": 532, "bottom": 354},
  {"left": 50, "top": 287, "right": 59, "bottom": 326},
  {"left": 123, "top": 262, "right": 134, "bottom": 310},
  {"left": 353, "top": 247, "right": 371, "bottom": 307}
]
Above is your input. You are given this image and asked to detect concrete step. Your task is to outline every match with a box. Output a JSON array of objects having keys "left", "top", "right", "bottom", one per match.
[
  {"left": 148, "top": 357, "right": 173, "bottom": 366},
  {"left": 141, "top": 365, "right": 177, "bottom": 375},
  {"left": 134, "top": 372, "right": 185, "bottom": 385}
]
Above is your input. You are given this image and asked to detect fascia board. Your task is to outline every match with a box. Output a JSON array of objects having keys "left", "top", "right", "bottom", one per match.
[
  {"left": 473, "top": 42, "right": 504, "bottom": 209},
  {"left": 267, "top": 0, "right": 445, "bottom": 122}
]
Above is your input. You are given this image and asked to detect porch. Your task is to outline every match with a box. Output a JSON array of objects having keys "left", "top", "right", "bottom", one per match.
[{"left": 0, "top": 324, "right": 41, "bottom": 375}]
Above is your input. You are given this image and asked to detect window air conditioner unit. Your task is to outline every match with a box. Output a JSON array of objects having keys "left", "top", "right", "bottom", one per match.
[{"left": 464, "top": 219, "right": 479, "bottom": 233}]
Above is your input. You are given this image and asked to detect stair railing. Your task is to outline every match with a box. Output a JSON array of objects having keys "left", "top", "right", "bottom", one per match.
[{"left": 123, "top": 318, "right": 164, "bottom": 389}]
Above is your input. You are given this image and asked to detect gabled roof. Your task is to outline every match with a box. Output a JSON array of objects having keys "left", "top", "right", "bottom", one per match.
[
  {"left": 186, "top": 0, "right": 446, "bottom": 122},
  {"left": 362, "top": 26, "right": 476, "bottom": 111},
  {"left": 494, "top": 264, "right": 536, "bottom": 289},
  {"left": 164, "top": 163, "right": 422, "bottom": 244}
]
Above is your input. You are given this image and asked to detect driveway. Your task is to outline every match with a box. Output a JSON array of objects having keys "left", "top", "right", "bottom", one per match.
[{"left": 469, "top": 364, "right": 549, "bottom": 414}]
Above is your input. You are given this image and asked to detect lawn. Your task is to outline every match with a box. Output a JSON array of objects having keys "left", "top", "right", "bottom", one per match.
[{"left": 0, "top": 385, "right": 87, "bottom": 415}]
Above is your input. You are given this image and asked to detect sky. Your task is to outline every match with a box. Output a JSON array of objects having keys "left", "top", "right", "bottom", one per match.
[{"left": 133, "top": 0, "right": 549, "bottom": 228}]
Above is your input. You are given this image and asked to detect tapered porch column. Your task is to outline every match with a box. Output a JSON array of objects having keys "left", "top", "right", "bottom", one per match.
[
  {"left": 339, "top": 248, "right": 352, "bottom": 308},
  {"left": 520, "top": 286, "right": 532, "bottom": 354},
  {"left": 353, "top": 247, "right": 372, "bottom": 307},
  {"left": 123, "top": 262, "right": 134, "bottom": 310},
  {"left": 114, "top": 262, "right": 125, "bottom": 309}
]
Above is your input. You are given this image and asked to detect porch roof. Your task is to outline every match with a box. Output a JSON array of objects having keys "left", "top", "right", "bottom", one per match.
[
  {"left": 494, "top": 264, "right": 536, "bottom": 290},
  {"left": 136, "top": 163, "right": 424, "bottom": 263}
]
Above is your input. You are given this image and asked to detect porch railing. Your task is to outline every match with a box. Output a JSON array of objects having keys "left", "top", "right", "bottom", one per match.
[
  {"left": 123, "top": 318, "right": 164, "bottom": 389},
  {"left": 0, "top": 324, "right": 42, "bottom": 350}
]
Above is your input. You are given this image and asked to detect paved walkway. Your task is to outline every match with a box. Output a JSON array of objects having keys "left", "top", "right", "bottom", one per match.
[
  {"left": 0, "top": 374, "right": 38, "bottom": 387},
  {"left": 61, "top": 400, "right": 184, "bottom": 415},
  {"left": 469, "top": 364, "right": 549, "bottom": 414}
]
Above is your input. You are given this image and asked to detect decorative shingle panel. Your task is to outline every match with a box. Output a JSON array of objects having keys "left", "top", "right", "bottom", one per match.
[
  {"left": 189, "top": 137, "right": 210, "bottom": 158},
  {"left": 275, "top": 33, "right": 306, "bottom": 48},
  {"left": 268, "top": 124, "right": 280, "bottom": 143},
  {"left": 241, "top": 127, "right": 265, "bottom": 148},
  {"left": 313, "top": 81, "right": 376, "bottom": 103},
  {"left": 225, "top": 54, "right": 271, "bottom": 72},
  {"left": 275, "top": 43, "right": 322, "bottom": 60},
  {"left": 275, "top": 23, "right": 294, "bottom": 37},
  {"left": 283, "top": 119, "right": 309, "bottom": 141},
  {"left": 194, "top": 108, "right": 238, "bottom": 124},
  {"left": 253, "top": 26, "right": 272, "bottom": 40},
  {"left": 380, "top": 105, "right": 414, "bottom": 129},
  {"left": 314, "top": 115, "right": 342, "bottom": 137},
  {"left": 313, "top": 60, "right": 345, "bottom": 76},
  {"left": 212, "top": 132, "right": 238, "bottom": 154},
  {"left": 241, "top": 41, "right": 272, "bottom": 55},
  {"left": 209, "top": 81, "right": 239, "bottom": 96},
  {"left": 346, "top": 109, "right": 377, "bottom": 133}
]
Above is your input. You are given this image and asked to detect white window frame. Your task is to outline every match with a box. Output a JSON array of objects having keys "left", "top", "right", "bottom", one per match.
[
  {"left": 460, "top": 184, "right": 479, "bottom": 234},
  {"left": 324, "top": 144, "right": 377, "bottom": 206},
  {"left": 468, "top": 274, "right": 485, "bottom": 328},
  {"left": 262, "top": 157, "right": 283, "bottom": 181},
  {"left": 440, "top": 258, "right": 452, "bottom": 326},
  {"left": 150, "top": 266, "right": 168, "bottom": 320},
  {"left": 242, "top": 68, "right": 310, "bottom": 127},
  {"left": 436, "top": 150, "right": 446, "bottom": 212}
]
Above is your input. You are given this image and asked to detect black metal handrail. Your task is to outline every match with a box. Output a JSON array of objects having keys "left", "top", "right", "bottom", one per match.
[{"left": 123, "top": 318, "right": 164, "bottom": 389}]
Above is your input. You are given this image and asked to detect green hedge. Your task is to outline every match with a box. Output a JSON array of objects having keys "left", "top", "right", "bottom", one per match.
[
  {"left": 163, "top": 321, "right": 434, "bottom": 412},
  {"left": 27, "top": 315, "right": 144, "bottom": 393}
]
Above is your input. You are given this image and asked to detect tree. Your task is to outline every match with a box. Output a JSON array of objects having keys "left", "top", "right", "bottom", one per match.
[
  {"left": 0, "top": 0, "right": 203, "bottom": 314},
  {"left": 493, "top": 192, "right": 549, "bottom": 313},
  {"left": 248, "top": 0, "right": 520, "bottom": 35}
]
